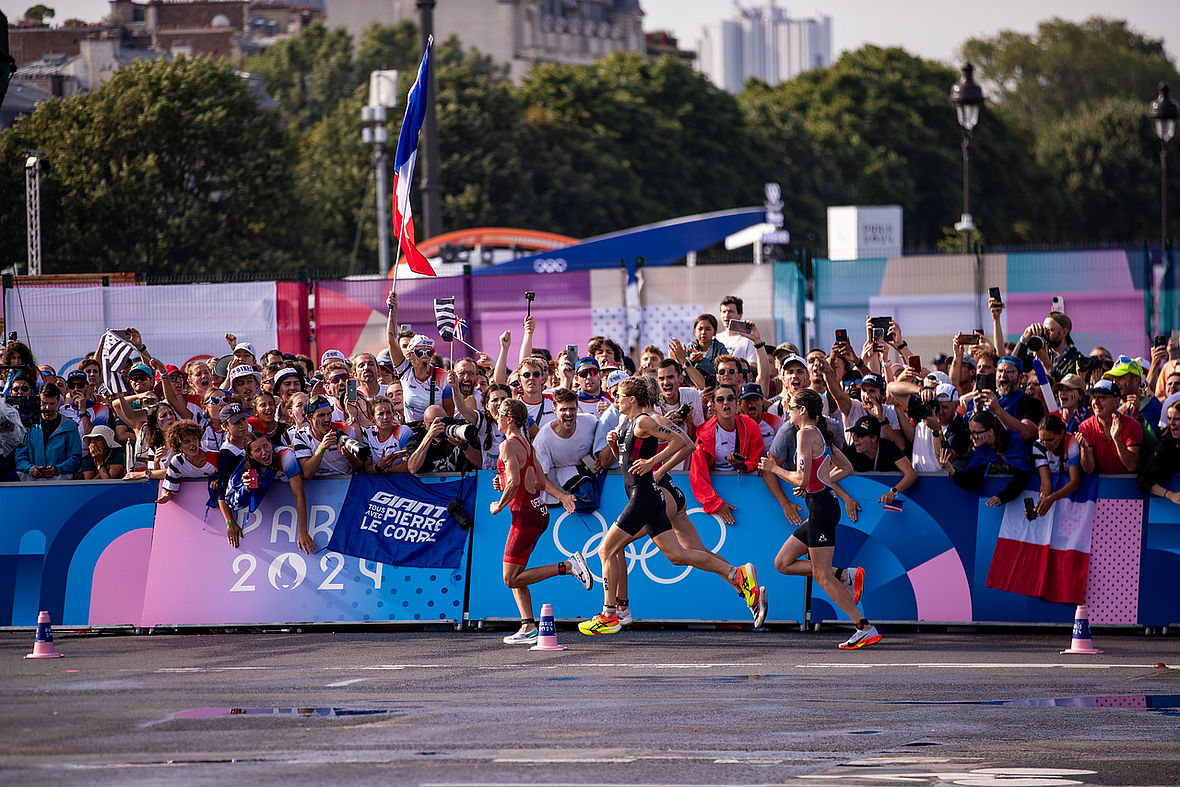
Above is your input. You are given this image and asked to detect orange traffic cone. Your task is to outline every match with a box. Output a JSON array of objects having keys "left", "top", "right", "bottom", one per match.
[
  {"left": 25, "top": 610, "right": 64, "bottom": 659},
  {"left": 529, "top": 603, "right": 566, "bottom": 652},
  {"left": 1060, "top": 604, "right": 1102, "bottom": 655}
]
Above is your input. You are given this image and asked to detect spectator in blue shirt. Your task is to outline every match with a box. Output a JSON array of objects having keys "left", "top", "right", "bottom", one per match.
[{"left": 15, "top": 383, "right": 84, "bottom": 481}]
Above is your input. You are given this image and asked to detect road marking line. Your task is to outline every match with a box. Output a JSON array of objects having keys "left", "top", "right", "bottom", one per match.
[
  {"left": 796, "top": 662, "right": 1178, "bottom": 669},
  {"left": 325, "top": 678, "right": 369, "bottom": 687}
]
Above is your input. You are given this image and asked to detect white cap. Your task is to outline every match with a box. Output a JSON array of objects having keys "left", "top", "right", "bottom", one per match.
[
  {"left": 320, "top": 349, "right": 348, "bottom": 366},
  {"left": 605, "top": 370, "right": 629, "bottom": 390},
  {"left": 925, "top": 371, "right": 953, "bottom": 387},
  {"left": 228, "top": 364, "right": 261, "bottom": 383},
  {"left": 934, "top": 382, "right": 959, "bottom": 402},
  {"left": 407, "top": 334, "right": 435, "bottom": 351},
  {"left": 233, "top": 341, "right": 256, "bottom": 357}
]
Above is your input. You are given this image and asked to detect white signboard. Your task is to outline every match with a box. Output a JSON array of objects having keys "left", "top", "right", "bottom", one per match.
[{"left": 827, "top": 205, "right": 902, "bottom": 261}]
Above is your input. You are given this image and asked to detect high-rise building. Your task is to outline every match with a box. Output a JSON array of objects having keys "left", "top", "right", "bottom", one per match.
[
  {"left": 323, "top": 0, "right": 644, "bottom": 83},
  {"left": 697, "top": 2, "right": 831, "bottom": 93}
]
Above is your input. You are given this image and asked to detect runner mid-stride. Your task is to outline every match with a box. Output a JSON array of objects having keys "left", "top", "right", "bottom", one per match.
[
  {"left": 491, "top": 398, "right": 592, "bottom": 645},
  {"left": 578, "top": 377, "right": 767, "bottom": 635}
]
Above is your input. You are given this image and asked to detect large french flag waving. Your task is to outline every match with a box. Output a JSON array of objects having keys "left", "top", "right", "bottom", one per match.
[
  {"left": 986, "top": 471, "right": 1099, "bottom": 604},
  {"left": 391, "top": 36, "right": 436, "bottom": 277}
]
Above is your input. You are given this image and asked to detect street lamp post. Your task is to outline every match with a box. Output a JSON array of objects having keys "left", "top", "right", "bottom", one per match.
[
  {"left": 362, "top": 105, "right": 391, "bottom": 277},
  {"left": 1150, "top": 82, "right": 1179, "bottom": 254},
  {"left": 949, "top": 63, "right": 985, "bottom": 255},
  {"left": 24, "top": 154, "right": 41, "bottom": 276}
]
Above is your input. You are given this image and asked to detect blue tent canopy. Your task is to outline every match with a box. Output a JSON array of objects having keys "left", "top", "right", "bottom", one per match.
[{"left": 471, "top": 207, "right": 766, "bottom": 276}]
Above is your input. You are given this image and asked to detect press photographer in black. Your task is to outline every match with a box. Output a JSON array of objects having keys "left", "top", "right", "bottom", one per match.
[{"left": 406, "top": 404, "right": 482, "bottom": 475}]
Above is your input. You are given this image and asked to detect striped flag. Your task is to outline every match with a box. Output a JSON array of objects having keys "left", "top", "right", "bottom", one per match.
[
  {"left": 98, "top": 330, "right": 136, "bottom": 395},
  {"left": 434, "top": 297, "right": 455, "bottom": 341},
  {"left": 883, "top": 499, "right": 904, "bottom": 513},
  {"left": 391, "top": 37, "right": 436, "bottom": 277},
  {"left": 1032, "top": 358, "right": 1060, "bottom": 416}
]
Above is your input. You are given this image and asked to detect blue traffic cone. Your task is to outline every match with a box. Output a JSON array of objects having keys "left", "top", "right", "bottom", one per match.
[{"left": 530, "top": 603, "right": 566, "bottom": 652}]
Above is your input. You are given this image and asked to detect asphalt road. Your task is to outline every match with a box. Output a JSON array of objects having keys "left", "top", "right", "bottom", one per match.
[{"left": 2, "top": 627, "right": 1178, "bottom": 786}]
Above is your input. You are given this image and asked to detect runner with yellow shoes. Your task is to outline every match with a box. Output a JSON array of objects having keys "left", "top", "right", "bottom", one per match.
[{"left": 578, "top": 377, "right": 768, "bottom": 635}]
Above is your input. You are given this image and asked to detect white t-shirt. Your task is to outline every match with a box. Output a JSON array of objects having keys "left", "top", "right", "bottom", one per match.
[
  {"left": 394, "top": 359, "right": 452, "bottom": 421},
  {"left": 523, "top": 394, "right": 556, "bottom": 430},
  {"left": 657, "top": 386, "right": 706, "bottom": 428},
  {"left": 713, "top": 422, "right": 738, "bottom": 471},
  {"left": 363, "top": 424, "right": 414, "bottom": 469},
  {"left": 718, "top": 331, "right": 757, "bottom": 364},
  {"left": 533, "top": 413, "right": 598, "bottom": 505},
  {"left": 844, "top": 399, "right": 901, "bottom": 442}
]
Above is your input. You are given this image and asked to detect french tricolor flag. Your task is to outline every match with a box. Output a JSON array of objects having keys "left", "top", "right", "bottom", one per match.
[
  {"left": 986, "top": 472, "right": 1098, "bottom": 604},
  {"left": 391, "top": 36, "right": 436, "bottom": 277}
]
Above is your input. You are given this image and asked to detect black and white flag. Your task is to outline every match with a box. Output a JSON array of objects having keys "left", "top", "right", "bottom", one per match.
[
  {"left": 434, "top": 297, "right": 455, "bottom": 342},
  {"left": 99, "top": 330, "right": 137, "bottom": 395}
]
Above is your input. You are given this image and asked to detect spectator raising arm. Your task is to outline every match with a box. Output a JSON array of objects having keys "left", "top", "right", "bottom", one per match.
[
  {"left": 386, "top": 290, "right": 405, "bottom": 370},
  {"left": 492, "top": 330, "right": 511, "bottom": 386},
  {"left": 517, "top": 316, "right": 536, "bottom": 370}
]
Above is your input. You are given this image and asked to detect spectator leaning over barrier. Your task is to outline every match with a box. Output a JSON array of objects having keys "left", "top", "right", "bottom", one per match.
[
  {"left": 1137, "top": 400, "right": 1180, "bottom": 501},
  {"left": 690, "top": 384, "right": 764, "bottom": 524},
  {"left": 532, "top": 387, "right": 595, "bottom": 511},
  {"left": 1055, "top": 374, "right": 1091, "bottom": 434},
  {"left": 293, "top": 394, "right": 363, "bottom": 478},
  {"left": 221, "top": 432, "right": 312, "bottom": 553},
  {"left": 716, "top": 295, "right": 758, "bottom": 364},
  {"left": 406, "top": 404, "right": 481, "bottom": 475},
  {"left": 79, "top": 425, "right": 125, "bottom": 480},
  {"left": 158, "top": 420, "right": 218, "bottom": 504},
  {"left": 940, "top": 410, "right": 1034, "bottom": 506},
  {"left": 363, "top": 395, "right": 413, "bottom": 473},
  {"left": 593, "top": 370, "right": 630, "bottom": 470},
  {"left": 972, "top": 356, "right": 1043, "bottom": 444},
  {"left": 1105, "top": 356, "right": 1157, "bottom": 458},
  {"left": 655, "top": 359, "right": 705, "bottom": 439},
  {"left": 1031, "top": 414, "right": 1083, "bottom": 518},
  {"left": 248, "top": 390, "right": 290, "bottom": 447},
  {"left": 128, "top": 403, "right": 179, "bottom": 478},
  {"left": 738, "top": 382, "right": 781, "bottom": 452},
  {"left": 846, "top": 416, "right": 918, "bottom": 506},
  {"left": 1077, "top": 379, "right": 1142, "bottom": 474},
  {"left": 16, "top": 383, "right": 84, "bottom": 481}
]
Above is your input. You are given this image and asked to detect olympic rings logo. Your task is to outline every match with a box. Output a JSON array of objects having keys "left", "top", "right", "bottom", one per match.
[
  {"left": 532, "top": 258, "right": 568, "bottom": 274},
  {"left": 550, "top": 507, "right": 726, "bottom": 585}
]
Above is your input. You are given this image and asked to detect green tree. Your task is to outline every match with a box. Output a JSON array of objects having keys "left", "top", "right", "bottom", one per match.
[
  {"left": 770, "top": 45, "right": 1043, "bottom": 251},
  {"left": 518, "top": 52, "right": 756, "bottom": 237},
  {"left": 239, "top": 21, "right": 359, "bottom": 131},
  {"left": 1034, "top": 97, "right": 1178, "bottom": 244},
  {"left": 355, "top": 20, "right": 420, "bottom": 78},
  {"left": 961, "top": 17, "right": 1180, "bottom": 134},
  {"left": 0, "top": 56, "right": 303, "bottom": 276},
  {"left": 22, "top": 5, "right": 54, "bottom": 25}
]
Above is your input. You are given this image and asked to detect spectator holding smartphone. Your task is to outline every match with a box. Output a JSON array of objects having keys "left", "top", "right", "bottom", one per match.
[
  {"left": 972, "top": 356, "right": 1043, "bottom": 443},
  {"left": 940, "top": 410, "right": 1033, "bottom": 506},
  {"left": 363, "top": 395, "right": 413, "bottom": 473},
  {"left": 684, "top": 314, "right": 729, "bottom": 379},
  {"left": 15, "top": 383, "right": 83, "bottom": 481},
  {"left": 716, "top": 295, "right": 758, "bottom": 364},
  {"left": 1031, "top": 415, "right": 1082, "bottom": 517},
  {"left": 689, "top": 384, "right": 763, "bottom": 524}
]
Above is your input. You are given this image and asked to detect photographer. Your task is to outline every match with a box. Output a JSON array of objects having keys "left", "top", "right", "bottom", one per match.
[
  {"left": 406, "top": 404, "right": 481, "bottom": 475},
  {"left": 846, "top": 415, "right": 918, "bottom": 505},
  {"left": 292, "top": 394, "right": 366, "bottom": 478},
  {"left": 971, "top": 356, "right": 1042, "bottom": 444},
  {"left": 887, "top": 379, "right": 970, "bottom": 473}
]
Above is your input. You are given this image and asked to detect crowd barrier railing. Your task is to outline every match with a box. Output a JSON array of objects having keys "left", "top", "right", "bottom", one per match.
[{"left": 1, "top": 470, "right": 1173, "bottom": 629}]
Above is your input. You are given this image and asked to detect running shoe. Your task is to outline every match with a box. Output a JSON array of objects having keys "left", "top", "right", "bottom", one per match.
[
  {"left": 736, "top": 562, "right": 759, "bottom": 607},
  {"left": 838, "top": 624, "right": 881, "bottom": 650},
  {"left": 617, "top": 606, "right": 632, "bottom": 626},
  {"left": 751, "top": 585, "right": 768, "bottom": 628},
  {"left": 577, "top": 613, "right": 621, "bottom": 635},
  {"left": 502, "top": 628, "right": 539, "bottom": 645},
  {"left": 568, "top": 551, "right": 593, "bottom": 590},
  {"left": 842, "top": 566, "right": 866, "bottom": 605}
]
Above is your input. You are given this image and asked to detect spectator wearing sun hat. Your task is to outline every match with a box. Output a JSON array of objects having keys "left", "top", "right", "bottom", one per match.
[
  {"left": 80, "top": 425, "right": 126, "bottom": 480},
  {"left": 1054, "top": 373, "right": 1090, "bottom": 434}
]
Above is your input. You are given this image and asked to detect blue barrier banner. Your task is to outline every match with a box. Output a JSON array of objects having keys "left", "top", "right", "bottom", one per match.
[
  {"left": 328, "top": 474, "right": 474, "bottom": 569},
  {"left": 0, "top": 480, "right": 157, "bottom": 627},
  {"left": 467, "top": 470, "right": 809, "bottom": 624},
  {"left": 140, "top": 481, "right": 466, "bottom": 626}
]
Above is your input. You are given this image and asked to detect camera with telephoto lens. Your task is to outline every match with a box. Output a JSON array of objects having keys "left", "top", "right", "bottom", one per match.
[
  {"left": 907, "top": 393, "right": 935, "bottom": 421},
  {"left": 674, "top": 403, "right": 692, "bottom": 421},
  {"left": 439, "top": 416, "right": 479, "bottom": 447},
  {"left": 335, "top": 431, "right": 371, "bottom": 462},
  {"left": 1025, "top": 334, "right": 1044, "bottom": 352}
]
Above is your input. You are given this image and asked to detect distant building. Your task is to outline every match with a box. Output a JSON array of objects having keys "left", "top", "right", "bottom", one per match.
[
  {"left": 697, "top": 2, "right": 831, "bottom": 93},
  {"left": 323, "top": 0, "right": 644, "bottom": 82},
  {"left": 645, "top": 30, "right": 694, "bottom": 64}
]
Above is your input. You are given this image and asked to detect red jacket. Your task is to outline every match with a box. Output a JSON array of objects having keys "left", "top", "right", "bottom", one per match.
[{"left": 689, "top": 414, "right": 764, "bottom": 514}]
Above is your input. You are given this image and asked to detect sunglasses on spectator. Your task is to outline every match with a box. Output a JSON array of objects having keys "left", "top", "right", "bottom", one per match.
[
  {"left": 129, "top": 374, "right": 149, "bottom": 382},
  {"left": 519, "top": 371, "right": 543, "bottom": 379},
  {"left": 788, "top": 402, "right": 805, "bottom": 410},
  {"left": 509, "top": 380, "right": 521, "bottom": 388},
  {"left": 68, "top": 381, "right": 88, "bottom": 389},
  {"left": 576, "top": 369, "right": 598, "bottom": 378},
  {"left": 207, "top": 394, "right": 227, "bottom": 405},
  {"left": 717, "top": 368, "right": 739, "bottom": 375},
  {"left": 329, "top": 374, "right": 350, "bottom": 384},
  {"left": 411, "top": 349, "right": 433, "bottom": 358}
]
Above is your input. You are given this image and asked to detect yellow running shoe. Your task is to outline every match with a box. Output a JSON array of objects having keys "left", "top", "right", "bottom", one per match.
[
  {"left": 578, "top": 613, "right": 621, "bottom": 635},
  {"left": 736, "top": 562, "right": 758, "bottom": 607}
]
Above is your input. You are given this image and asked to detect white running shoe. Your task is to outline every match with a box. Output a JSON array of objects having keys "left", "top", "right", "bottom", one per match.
[
  {"left": 617, "top": 606, "right": 632, "bottom": 626},
  {"left": 751, "top": 586, "right": 768, "bottom": 628},
  {"left": 568, "top": 551, "right": 593, "bottom": 590},
  {"left": 838, "top": 624, "right": 881, "bottom": 650},
  {"left": 503, "top": 628, "right": 539, "bottom": 645}
]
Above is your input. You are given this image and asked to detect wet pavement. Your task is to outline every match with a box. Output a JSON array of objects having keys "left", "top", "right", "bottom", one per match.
[{"left": 2, "top": 628, "right": 1178, "bottom": 785}]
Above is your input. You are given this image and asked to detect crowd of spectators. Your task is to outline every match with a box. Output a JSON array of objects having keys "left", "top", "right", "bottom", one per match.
[{"left": 2, "top": 288, "right": 1178, "bottom": 546}]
